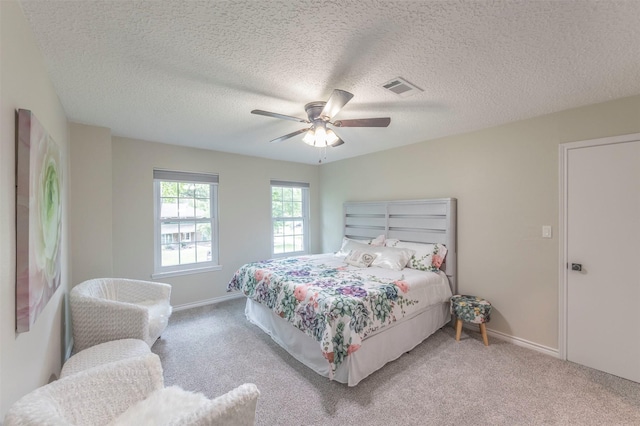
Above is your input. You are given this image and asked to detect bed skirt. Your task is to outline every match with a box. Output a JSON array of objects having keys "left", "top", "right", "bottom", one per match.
[{"left": 244, "top": 298, "right": 450, "bottom": 386}]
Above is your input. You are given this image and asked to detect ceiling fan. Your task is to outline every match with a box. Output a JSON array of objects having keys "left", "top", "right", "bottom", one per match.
[{"left": 251, "top": 89, "right": 391, "bottom": 148}]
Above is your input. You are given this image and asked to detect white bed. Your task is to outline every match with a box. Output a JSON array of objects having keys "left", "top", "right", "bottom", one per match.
[{"left": 232, "top": 198, "right": 457, "bottom": 386}]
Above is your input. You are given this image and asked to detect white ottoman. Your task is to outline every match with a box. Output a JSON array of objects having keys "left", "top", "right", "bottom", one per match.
[{"left": 61, "top": 339, "right": 151, "bottom": 378}]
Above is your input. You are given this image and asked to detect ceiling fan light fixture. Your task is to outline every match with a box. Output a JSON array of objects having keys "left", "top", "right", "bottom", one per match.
[
  {"left": 314, "top": 125, "right": 327, "bottom": 147},
  {"left": 303, "top": 125, "right": 337, "bottom": 148},
  {"left": 302, "top": 129, "right": 315, "bottom": 145},
  {"left": 325, "top": 129, "right": 339, "bottom": 146}
]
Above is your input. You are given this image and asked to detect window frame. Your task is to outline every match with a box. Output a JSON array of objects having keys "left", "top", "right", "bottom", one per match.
[
  {"left": 270, "top": 180, "right": 310, "bottom": 258},
  {"left": 152, "top": 170, "right": 220, "bottom": 278}
]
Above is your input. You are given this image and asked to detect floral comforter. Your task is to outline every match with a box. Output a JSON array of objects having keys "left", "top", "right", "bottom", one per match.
[{"left": 228, "top": 254, "right": 452, "bottom": 375}]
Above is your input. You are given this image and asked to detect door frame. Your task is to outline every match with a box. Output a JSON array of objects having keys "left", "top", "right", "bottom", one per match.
[{"left": 558, "top": 132, "right": 640, "bottom": 360}]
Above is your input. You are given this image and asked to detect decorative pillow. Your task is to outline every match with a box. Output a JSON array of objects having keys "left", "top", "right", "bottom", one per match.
[
  {"left": 385, "top": 238, "right": 400, "bottom": 247},
  {"left": 345, "top": 250, "right": 377, "bottom": 268},
  {"left": 385, "top": 240, "right": 447, "bottom": 271},
  {"left": 369, "top": 245, "right": 415, "bottom": 271},
  {"left": 369, "top": 234, "right": 386, "bottom": 247}
]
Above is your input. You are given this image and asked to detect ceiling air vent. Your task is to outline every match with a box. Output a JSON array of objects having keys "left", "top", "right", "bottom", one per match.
[{"left": 382, "top": 77, "right": 424, "bottom": 98}]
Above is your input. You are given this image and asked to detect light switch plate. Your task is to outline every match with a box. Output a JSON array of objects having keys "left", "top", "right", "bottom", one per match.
[{"left": 542, "top": 225, "right": 552, "bottom": 238}]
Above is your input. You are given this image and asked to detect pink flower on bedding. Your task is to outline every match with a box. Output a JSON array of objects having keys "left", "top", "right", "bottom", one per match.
[
  {"left": 255, "top": 269, "right": 265, "bottom": 281},
  {"left": 294, "top": 285, "right": 308, "bottom": 301},
  {"left": 432, "top": 254, "right": 444, "bottom": 269},
  {"left": 309, "top": 292, "right": 319, "bottom": 308},
  {"left": 323, "top": 351, "right": 334, "bottom": 363},
  {"left": 394, "top": 280, "right": 409, "bottom": 293},
  {"left": 347, "top": 344, "right": 361, "bottom": 355}
]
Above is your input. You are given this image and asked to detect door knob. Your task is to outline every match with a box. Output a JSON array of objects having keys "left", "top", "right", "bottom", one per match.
[{"left": 571, "top": 263, "right": 582, "bottom": 271}]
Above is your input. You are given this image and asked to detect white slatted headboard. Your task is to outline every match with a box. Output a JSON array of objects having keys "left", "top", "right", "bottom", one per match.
[{"left": 343, "top": 198, "right": 457, "bottom": 294}]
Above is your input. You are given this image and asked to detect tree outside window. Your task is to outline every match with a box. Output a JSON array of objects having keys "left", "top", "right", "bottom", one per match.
[
  {"left": 153, "top": 170, "right": 219, "bottom": 277},
  {"left": 271, "top": 181, "right": 309, "bottom": 256}
]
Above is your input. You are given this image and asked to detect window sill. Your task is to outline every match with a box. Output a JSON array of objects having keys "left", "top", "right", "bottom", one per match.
[
  {"left": 271, "top": 251, "right": 308, "bottom": 258},
  {"left": 152, "top": 265, "right": 222, "bottom": 279}
]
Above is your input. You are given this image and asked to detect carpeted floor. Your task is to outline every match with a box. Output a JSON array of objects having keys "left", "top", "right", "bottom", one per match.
[{"left": 152, "top": 298, "right": 640, "bottom": 425}]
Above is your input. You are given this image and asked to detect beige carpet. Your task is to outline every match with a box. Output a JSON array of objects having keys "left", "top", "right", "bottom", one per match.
[{"left": 152, "top": 298, "right": 640, "bottom": 425}]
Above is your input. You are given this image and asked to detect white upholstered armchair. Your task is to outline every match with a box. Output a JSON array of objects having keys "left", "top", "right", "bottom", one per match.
[
  {"left": 70, "top": 278, "right": 172, "bottom": 352},
  {"left": 4, "top": 354, "right": 260, "bottom": 426}
]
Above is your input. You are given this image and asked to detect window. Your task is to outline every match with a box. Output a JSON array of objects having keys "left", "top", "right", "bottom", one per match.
[
  {"left": 271, "top": 180, "right": 309, "bottom": 256},
  {"left": 153, "top": 170, "right": 219, "bottom": 278}
]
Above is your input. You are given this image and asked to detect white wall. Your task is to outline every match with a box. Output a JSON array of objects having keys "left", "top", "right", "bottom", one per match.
[
  {"left": 110, "top": 137, "right": 320, "bottom": 307},
  {"left": 0, "top": 1, "right": 70, "bottom": 417},
  {"left": 319, "top": 95, "right": 640, "bottom": 350},
  {"left": 69, "top": 123, "right": 113, "bottom": 284}
]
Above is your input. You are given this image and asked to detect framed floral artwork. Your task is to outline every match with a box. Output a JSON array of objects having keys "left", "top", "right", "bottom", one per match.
[{"left": 16, "top": 109, "right": 63, "bottom": 333}]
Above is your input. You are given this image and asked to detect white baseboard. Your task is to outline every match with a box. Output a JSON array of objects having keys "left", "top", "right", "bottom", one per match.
[
  {"left": 172, "top": 292, "right": 244, "bottom": 312},
  {"left": 461, "top": 323, "right": 559, "bottom": 358}
]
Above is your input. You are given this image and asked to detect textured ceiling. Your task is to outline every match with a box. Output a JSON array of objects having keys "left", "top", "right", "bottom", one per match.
[{"left": 19, "top": 0, "right": 640, "bottom": 164}]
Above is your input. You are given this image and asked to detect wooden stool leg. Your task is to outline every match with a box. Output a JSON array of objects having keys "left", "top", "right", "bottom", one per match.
[
  {"left": 455, "top": 318, "right": 463, "bottom": 341},
  {"left": 480, "top": 323, "right": 489, "bottom": 346}
]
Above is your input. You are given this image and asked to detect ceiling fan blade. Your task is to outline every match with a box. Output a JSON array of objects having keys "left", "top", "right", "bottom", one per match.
[
  {"left": 270, "top": 128, "right": 309, "bottom": 143},
  {"left": 251, "top": 110, "right": 308, "bottom": 123},
  {"left": 330, "top": 137, "right": 345, "bottom": 147},
  {"left": 333, "top": 117, "right": 391, "bottom": 127},
  {"left": 320, "top": 89, "right": 354, "bottom": 119}
]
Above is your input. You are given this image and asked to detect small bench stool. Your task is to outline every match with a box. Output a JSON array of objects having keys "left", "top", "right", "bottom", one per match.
[
  {"left": 450, "top": 295, "right": 492, "bottom": 346},
  {"left": 61, "top": 338, "right": 151, "bottom": 377}
]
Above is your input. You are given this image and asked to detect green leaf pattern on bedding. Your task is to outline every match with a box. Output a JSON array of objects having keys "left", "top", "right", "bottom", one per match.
[{"left": 228, "top": 255, "right": 421, "bottom": 376}]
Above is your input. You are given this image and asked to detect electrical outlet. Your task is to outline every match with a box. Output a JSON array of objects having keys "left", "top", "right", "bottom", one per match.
[{"left": 542, "top": 225, "right": 552, "bottom": 238}]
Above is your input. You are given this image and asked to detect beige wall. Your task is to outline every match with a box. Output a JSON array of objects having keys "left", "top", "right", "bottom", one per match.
[
  {"left": 110, "top": 137, "right": 320, "bottom": 306},
  {"left": 0, "top": 1, "right": 71, "bottom": 417},
  {"left": 69, "top": 123, "right": 113, "bottom": 284},
  {"left": 2, "top": 0, "right": 637, "bottom": 415},
  {"left": 319, "top": 95, "right": 640, "bottom": 350}
]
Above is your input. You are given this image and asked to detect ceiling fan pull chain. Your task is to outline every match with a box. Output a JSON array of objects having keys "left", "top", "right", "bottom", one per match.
[{"left": 317, "top": 146, "right": 328, "bottom": 164}]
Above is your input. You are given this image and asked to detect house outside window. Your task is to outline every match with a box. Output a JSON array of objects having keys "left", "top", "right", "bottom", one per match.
[
  {"left": 153, "top": 170, "right": 219, "bottom": 278},
  {"left": 271, "top": 180, "right": 309, "bottom": 257}
]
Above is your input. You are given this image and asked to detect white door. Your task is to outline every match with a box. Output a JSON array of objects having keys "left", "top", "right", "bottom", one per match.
[{"left": 565, "top": 137, "right": 640, "bottom": 381}]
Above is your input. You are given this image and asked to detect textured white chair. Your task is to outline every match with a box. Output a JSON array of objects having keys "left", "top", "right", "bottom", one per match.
[
  {"left": 4, "top": 354, "right": 260, "bottom": 426},
  {"left": 70, "top": 278, "right": 172, "bottom": 352},
  {"left": 61, "top": 339, "right": 151, "bottom": 378}
]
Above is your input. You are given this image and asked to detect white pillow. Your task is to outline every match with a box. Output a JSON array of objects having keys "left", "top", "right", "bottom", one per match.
[
  {"left": 335, "top": 236, "right": 385, "bottom": 257},
  {"left": 345, "top": 250, "right": 377, "bottom": 268},
  {"left": 369, "top": 245, "right": 415, "bottom": 271},
  {"left": 369, "top": 234, "right": 386, "bottom": 247},
  {"left": 385, "top": 240, "right": 447, "bottom": 271},
  {"left": 385, "top": 238, "right": 400, "bottom": 247}
]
